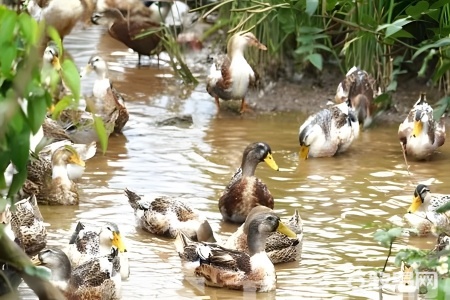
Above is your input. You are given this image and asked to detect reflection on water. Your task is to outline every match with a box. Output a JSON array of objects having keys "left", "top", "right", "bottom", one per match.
[{"left": 18, "top": 24, "right": 449, "bottom": 299}]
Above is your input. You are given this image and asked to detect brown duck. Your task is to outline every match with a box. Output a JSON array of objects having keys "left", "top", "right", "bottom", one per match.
[
  {"left": 174, "top": 211, "right": 297, "bottom": 292},
  {"left": 206, "top": 32, "right": 267, "bottom": 113},
  {"left": 219, "top": 142, "right": 279, "bottom": 223},
  {"left": 91, "top": 3, "right": 172, "bottom": 65},
  {"left": 335, "top": 66, "right": 379, "bottom": 128}
]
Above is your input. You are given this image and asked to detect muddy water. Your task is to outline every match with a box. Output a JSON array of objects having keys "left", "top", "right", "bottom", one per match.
[{"left": 18, "top": 24, "right": 450, "bottom": 300}]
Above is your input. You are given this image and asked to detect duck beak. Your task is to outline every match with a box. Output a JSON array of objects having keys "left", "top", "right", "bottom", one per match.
[
  {"left": 256, "top": 42, "right": 267, "bottom": 50},
  {"left": 276, "top": 221, "right": 297, "bottom": 238},
  {"left": 70, "top": 154, "right": 85, "bottom": 167},
  {"left": 30, "top": 255, "right": 42, "bottom": 266},
  {"left": 407, "top": 195, "right": 422, "bottom": 213},
  {"left": 299, "top": 145, "right": 309, "bottom": 160},
  {"left": 412, "top": 120, "right": 423, "bottom": 137},
  {"left": 112, "top": 232, "right": 127, "bottom": 253},
  {"left": 264, "top": 153, "right": 279, "bottom": 171},
  {"left": 52, "top": 56, "right": 61, "bottom": 71},
  {"left": 80, "top": 64, "right": 93, "bottom": 78}
]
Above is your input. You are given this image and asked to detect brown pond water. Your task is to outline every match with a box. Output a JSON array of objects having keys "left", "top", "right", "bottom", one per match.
[{"left": 18, "top": 25, "right": 450, "bottom": 300}]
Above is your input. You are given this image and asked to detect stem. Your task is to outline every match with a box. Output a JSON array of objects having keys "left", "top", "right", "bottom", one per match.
[{"left": 382, "top": 239, "right": 394, "bottom": 273}]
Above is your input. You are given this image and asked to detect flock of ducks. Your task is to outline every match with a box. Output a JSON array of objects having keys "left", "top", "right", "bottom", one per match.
[{"left": 2, "top": 0, "right": 450, "bottom": 298}]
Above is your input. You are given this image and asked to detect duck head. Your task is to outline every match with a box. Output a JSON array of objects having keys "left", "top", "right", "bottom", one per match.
[
  {"left": 43, "top": 41, "right": 61, "bottom": 71},
  {"left": 241, "top": 142, "right": 279, "bottom": 176},
  {"left": 99, "top": 222, "right": 127, "bottom": 254},
  {"left": 51, "top": 145, "right": 85, "bottom": 181},
  {"left": 228, "top": 32, "right": 267, "bottom": 57},
  {"left": 33, "top": 248, "right": 72, "bottom": 291},
  {"left": 80, "top": 55, "right": 108, "bottom": 79},
  {"left": 408, "top": 184, "right": 430, "bottom": 213}
]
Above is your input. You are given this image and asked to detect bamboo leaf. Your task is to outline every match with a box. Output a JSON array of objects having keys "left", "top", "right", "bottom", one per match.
[
  {"left": 18, "top": 12, "right": 38, "bottom": 45},
  {"left": 61, "top": 60, "right": 80, "bottom": 102},
  {"left": 0, "top": 11, "right": 17, "bottom": 46},
  {"left": 93, "top": 116, "right": 108, "bottom": 153},
  {"left": 412, "top": 38, "right": 450, "bottom": 60},
  {"left": 0, "top": 44, "right": 17, "bottom": 78}
]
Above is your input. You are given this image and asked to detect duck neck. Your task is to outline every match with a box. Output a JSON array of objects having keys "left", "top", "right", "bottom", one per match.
[
  {"left": 247, "top": 226, "right": 267, "bottom": 256},
  {"left": 52, "top": 163, "right": 71, "bottom": 186},
  {"left": 241, "top": 159, "right": 258, "bottom": 178},
  {"left": 227, "top": 38, "right": 246, "bottom": 62}
]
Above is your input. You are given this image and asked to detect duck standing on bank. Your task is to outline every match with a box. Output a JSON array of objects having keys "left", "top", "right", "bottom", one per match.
[{"left": 206, "top": 31, "right": 267, "bottom": 113}]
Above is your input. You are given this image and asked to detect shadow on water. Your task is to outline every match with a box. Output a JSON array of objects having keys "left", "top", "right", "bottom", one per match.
[{"left": 18, "top": 24, "right": 450, "bottom": 299}]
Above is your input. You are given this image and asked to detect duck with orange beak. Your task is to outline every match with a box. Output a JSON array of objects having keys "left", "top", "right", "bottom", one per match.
[
  {"left": 66, "top": 221, "right": 130, "bottom": 280},
  {"left": 404, "top": 184, "right": 450, "bottom": 236},
  {"left": 398, "top": 93, "right": 446, "bottom": 160},
  {"left": 207, "top": 31, "right": 267, "bottom": 113}
]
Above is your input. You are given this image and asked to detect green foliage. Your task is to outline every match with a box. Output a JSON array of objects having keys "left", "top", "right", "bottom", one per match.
[
  {"left": 0, "top": 6, "right": 91, "bottom": 202},
  {"left": 194, "top": 0, "right": 450, "bottom": 110},
  {"left": 374, "top": 227, "right": 403, "bottom": 248}
]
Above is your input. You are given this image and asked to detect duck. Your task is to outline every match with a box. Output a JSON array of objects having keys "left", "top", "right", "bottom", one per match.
[
  {"left": 90, "top": 3, "right": 171, "bottom": 65},
  {"left": 80, "top": 55, "right": 129, "bottom": 133},
  {"left": 335, "top": 66, "right": 378, "bottom": 128},
  {"left": 398, "top": 93, "right": 446, "bottom": 160},
  {"left": 33, "top": 247, "right": 122, "bottom": 299},
  {"left": 223, "top": 206, "right": 303, "bottom": 264},
  {"left": 66, "top": 221, "right": 130, "bottom": 280},
  {"left": 206, "top": 31, "right": 267, "bottom": 113},
  {"left": 174, "top": 210, "right": 297, "bottom": 292},
  {"left": 298, "top": 99, "right": 360, "bottom": 159},
  {"left": 0, "top": 195, "right": 47, "bottom": 296},
  {"left": 26, "top": 0, "right": 87, "bottom": 43},
  {"left": 404, "top": 184, "right": 450, "bottom": 236},
  {"left": 8, "top": 195, "right": 47, "bottom": 256},
  {"left": 21, "top": 144, "right": 89, "bottom": 205},
  {"left": 124, "top": 188, "right": 216, "bottom": 242},
  {"left": 219, "top": 142, "right": 279, "bottom": 224}
]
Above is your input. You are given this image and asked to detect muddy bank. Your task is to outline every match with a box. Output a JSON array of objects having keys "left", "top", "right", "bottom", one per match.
[{"left": 244, "top": 63, "right": 447, "bottom": 125}]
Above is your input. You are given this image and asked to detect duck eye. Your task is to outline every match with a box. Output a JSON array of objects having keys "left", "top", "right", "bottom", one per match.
[{"left": 107, "top": 226, "right": 111, "bottom": 231}]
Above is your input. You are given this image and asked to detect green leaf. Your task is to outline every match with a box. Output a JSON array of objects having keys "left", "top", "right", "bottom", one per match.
[
  {"left": 61, "top": 60, "right": 80, "bottom": 102},
  {"left": 51, "top": 95, "right": 73, "bottom": 119},
  {"left": 436, "top": 201, "right": 450, "bottom": 213},
  {"left": 0, "top": 44, "right": 17, "bottom": 78},
  {"left": 27, "top": 97, "right": 47, "bottom": 134},
  {"left": 377, "top": 18, "right": 412, "bottom": 38},
  {"left": 374, "top": 229, "right": 390, "bottom": 247},
  {"left": 405, "top": 1, "right": 429, "bottom": 19},
  {"left": 305, "top": 53, "right": 322, "bottom": 70},
  {"left": 24, "top": 265, "right": 51, "bottom": 280},
  {"left": 432, "top": 60, "right": 450, "bottom": 83},
  {"left": 47, "top": 26, "right": 62, "bottom": 56},
  {"left": 7, "top": 167, "right": 27, "bottom": 199},
  {"left": 9, "top": 130, "right": 30, "bottom": 172},
  {"left": 305, "top": 0, "right": 319, "bottom": 16},
  {"left": 0, "top": 11, "right": 17, "bottom": 46},
  {"left": 93, "top": 116, "right": 108, "bottom": 153},
  {"left": 387, "top": 227, "right": 403, "bottom": 238},
  {"left": 18, "top": 12, "right": 37, "bottom": 44}
]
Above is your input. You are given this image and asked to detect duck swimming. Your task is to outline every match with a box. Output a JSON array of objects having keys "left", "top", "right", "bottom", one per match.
[
  {"left": 398, "top": 93, "right": 446, "bottom": 160},
  {"left": 33, "top": 247, "right": 121, "bottom": 299},
  {"left": 298, "top": 99, "right": 360, "bottom": 159},
  {"left": 206, "top": 31, "right": 267, "bottom": 113},
  {"left": 223, "top": 206, "right": 303, "bottom": 264},
  {"left": 66, "top": 221, "right": 130, "bottom": 280},
  {"left": 404, "top": 184, "right": 450, "bottom": 236},
  {"left": 174, "top": 211, "right": 297, "bottom": 292},
  {"left": 219, "top": 142, "right": 279, "bottom": 224},
  {"left": 22, "top": 145, "right": 88, "bottom": 205},
  {"left": 124, "top": 188, "right": 216, "bottom": 242},
  {"left": 335, "top": 66, "right": 378, "bottom": 128}
]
